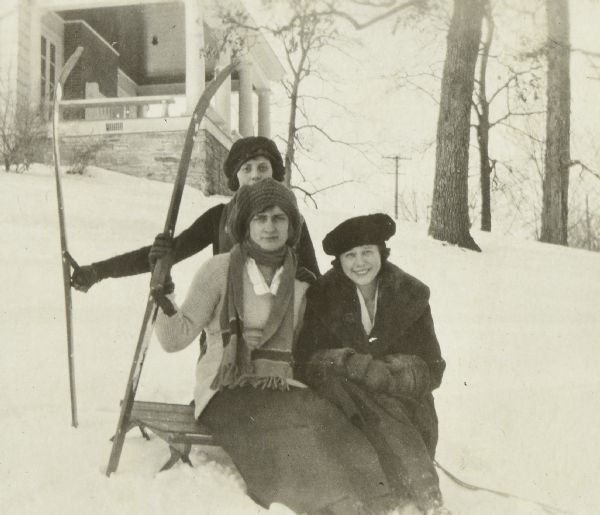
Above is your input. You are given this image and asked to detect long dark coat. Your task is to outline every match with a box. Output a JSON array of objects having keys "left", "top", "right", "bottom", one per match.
[{"left": 295, "top": 261, "right": 446, "bottom": 457}]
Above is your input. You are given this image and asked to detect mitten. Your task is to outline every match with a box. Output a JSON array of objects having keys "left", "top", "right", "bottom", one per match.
[
  {"left": 363, "top": 359, "right": 394, "bottom": 392},
  {"left": 295, "top": 266, "right": 317, "bottom": 284},
  {"left": 71, "top": 265, "right": 100, "bottom": 292},
  {"left": 151, "top": 273, "right": 176, "bottom": 316},
  {"left": 148, "top": 232, "right": 174, "bottom": 269},
  {"left": 384, "top": 354, "right": 431, "bottom": 398},
  {"left": 345, "top": 353, "right": 373, "bottom": 382}
]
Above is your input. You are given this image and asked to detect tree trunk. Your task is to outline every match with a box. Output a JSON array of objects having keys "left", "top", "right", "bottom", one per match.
[
  {"left": 284, "top": 80, "right": 298, "bottom": 188},
  {"left": 428, "top": 0, "right": 483, "bottom": 251},
  {"left": 477, "top": 2, "right": 494, "bottom": 232},
  {"left": 478, "top": 122, "right": 492, "bottom": 232},
  {"left": 540, "top": 0, "right": 570, "bottom": 245}
]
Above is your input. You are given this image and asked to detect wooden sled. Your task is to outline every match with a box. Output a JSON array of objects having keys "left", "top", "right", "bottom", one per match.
[{"left": 122, "top": 400, "right": 216, "bottom": 471}]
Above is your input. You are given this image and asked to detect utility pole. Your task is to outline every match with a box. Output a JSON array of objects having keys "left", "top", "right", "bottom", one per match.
[{"left": 383, "top": 155, "right": 410, "bottom": 219}]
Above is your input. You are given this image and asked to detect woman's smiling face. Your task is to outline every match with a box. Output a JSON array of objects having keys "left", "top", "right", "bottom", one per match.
[{"left": 339, "top": 245, "right": 382, "bottom": 286}]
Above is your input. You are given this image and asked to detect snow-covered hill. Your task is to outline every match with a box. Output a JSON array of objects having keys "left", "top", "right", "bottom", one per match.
[{"left": 1, "top": 165, "right": 598, "bottom": 514}]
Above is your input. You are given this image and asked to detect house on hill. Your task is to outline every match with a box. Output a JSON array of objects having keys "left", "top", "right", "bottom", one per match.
[{"left": 0, "top": 0, "right": 284, "bottom": 194}]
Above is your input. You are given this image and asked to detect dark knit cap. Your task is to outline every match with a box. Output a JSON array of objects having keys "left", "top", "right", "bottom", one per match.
[
  {"left": 224, "top": 136, "right": 285, "bottom": 191},
  {"left": 228, "top": 178, "right": 302, "bottom": 246},
  {"left": 323, "top": 213, "right": 396, "bottom": 256}
]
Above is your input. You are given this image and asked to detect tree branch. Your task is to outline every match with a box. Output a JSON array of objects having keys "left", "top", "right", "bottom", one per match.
[
  {"left": 321, "top": 0, "right": 425, "bottom": 30},
  {"left": 312, "top": 179, "right": 355, "bottom": 194},
  {"left": 571, "top": 47, "right": 600, "bottom": 59},
  {"left": 570, "top": 160, "right": 600, "bottom": 181},
  {"left": 296, "top": 124, "right": 365, "bottom": 147},
  {"left": 489, "top": 109, "right": 545, "bottom": 128},
  {"left": 291, "top": 185, "right": 318, "bottom": 208}
]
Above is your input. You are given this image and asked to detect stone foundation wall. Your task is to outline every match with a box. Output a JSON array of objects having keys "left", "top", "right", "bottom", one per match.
[
  {"left": 204, "top": 130, "right": 231, "bottom": 196},
  {"left": 37, "top": 129, "right": 232, "bottom": 196}
]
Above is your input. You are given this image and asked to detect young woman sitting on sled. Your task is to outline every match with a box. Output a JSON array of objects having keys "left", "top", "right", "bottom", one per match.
[
  {"left": 153, "top": 179, "right": 404, "bottom": 514},
  {"left": 295, "top": 214, "right": 449, "bottom": 515}
]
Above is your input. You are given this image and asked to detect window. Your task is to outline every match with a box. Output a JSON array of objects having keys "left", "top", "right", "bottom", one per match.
[
  {"left": 40, "top": 36, "right": 57, "bottom": 101},
  {"left": 49, "top": 43, "right": 56, "bottom": 97},
  {"left": 40, "top": 36, "right": 47, "bottom": 100}
]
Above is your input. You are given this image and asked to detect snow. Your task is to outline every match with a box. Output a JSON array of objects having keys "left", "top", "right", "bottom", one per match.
[{"left": 2, "top": 165, "right": 599, "bottom": 515}]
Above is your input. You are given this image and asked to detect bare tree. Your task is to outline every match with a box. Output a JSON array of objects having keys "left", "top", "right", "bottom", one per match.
[
  {"left": 472, "top": 1, "right": 545, "bottom": 232},
  {"left": 223, "top": 0, "right": 424, "bottom": 200},
  {"left": 540, "top": 0, "right": 570, "bottom": 245},
  {"left": 275, "top": 2, "right": 338, "bottom": 185},
  {"left": 223, "top": 1, "right": 364, "bottom": 190},
  {"left": 0, "top": 91, "right": 45, "bottom": 172},
  {"left": 428, "top": 0, "right": 483, "bottom": 251},
  {"left": 474, "top": 0, "right": 494, "bottom": 232}
]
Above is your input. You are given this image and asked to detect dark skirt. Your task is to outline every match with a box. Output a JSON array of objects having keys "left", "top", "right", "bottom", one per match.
[{"left": 200, "top": 386, "right": 399, "bottom": 514}]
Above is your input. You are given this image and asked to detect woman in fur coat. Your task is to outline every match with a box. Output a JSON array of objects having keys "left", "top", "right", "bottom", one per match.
[{"left": 296, "top": 213, "right": 449, "bottom": 515}]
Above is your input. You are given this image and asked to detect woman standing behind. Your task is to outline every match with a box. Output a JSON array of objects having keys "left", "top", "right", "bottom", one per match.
[
  {"left": 153, "top": 181, "right": 397, "bottom": 514},
  {"left": 70, "top": 136, "right": 319, "bottom": 292},
  {"left": 296, "top": 214, "right": 449, "bottom": 515}
]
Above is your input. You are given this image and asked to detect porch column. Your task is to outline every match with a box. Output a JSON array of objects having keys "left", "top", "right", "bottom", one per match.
[
  {"left": 237, "top": 61, "right": 254, "bottom": 137},
  {"left": 184, "top": 0, "right": 205, "bottom": 115},
  {"left": 214, "top": 44, "right": 231, "bottom": 134},
  {"left": 257, "top": 88, "right": 271, "bottom": 138},
  {"left": 29, "top": 0, "right": 42, "bottom": 104}
]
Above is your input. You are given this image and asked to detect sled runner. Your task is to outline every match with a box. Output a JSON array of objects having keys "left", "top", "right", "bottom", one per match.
[{"left": 122, "top": 400, "right": 215, "bottom": 471}]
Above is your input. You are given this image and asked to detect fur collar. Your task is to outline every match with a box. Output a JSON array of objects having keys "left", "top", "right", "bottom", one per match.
[{"left": 307, "top": 262, "right": 430, "bottom": 356}]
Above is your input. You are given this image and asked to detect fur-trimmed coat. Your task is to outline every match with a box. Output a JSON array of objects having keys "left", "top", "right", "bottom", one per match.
[{"left": 295, "top": 261, "right": 446, "bottom": 456}]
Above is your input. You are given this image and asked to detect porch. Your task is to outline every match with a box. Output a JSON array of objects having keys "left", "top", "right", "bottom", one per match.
[{"left": 31, "top": 0, "right": 284, "bottom": 193}]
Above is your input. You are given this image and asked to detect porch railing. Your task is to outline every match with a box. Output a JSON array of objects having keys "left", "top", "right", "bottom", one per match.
[
  {"left": 54, "top": 98, "right": 234, "bottom": 150},
  {"left": 59, "top": 95, "right": 180, "bottom": 121}
]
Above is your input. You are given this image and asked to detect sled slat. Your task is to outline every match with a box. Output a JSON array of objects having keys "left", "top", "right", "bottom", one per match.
[{"left": 127, "top": 400, "right": 216, "bottom": 470}]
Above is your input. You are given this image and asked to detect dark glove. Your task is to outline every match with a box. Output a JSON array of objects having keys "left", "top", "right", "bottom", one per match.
[
  {"left": 295, "top": 266, "right": 317, "bottom": 284},
  {"left": 71, "top": 265, "right": 100, "bottom": 292},
  {"left": 363, "top": 359, "right": 394, "bottom": 392},
  {"left": 384, "top": 354, "right": 431, "bottom": 398},
  {"left": 150, "top": 273, "right": 176, "bottom": 316},
  {"left": 148, "top": 232, "right": 174, "bottom": 270},
  {"left": 345, "top": 353, "right": 373, "bottom": 382},
  {"left": 345, "top": 354, "right": 393, "bottom": 393}
]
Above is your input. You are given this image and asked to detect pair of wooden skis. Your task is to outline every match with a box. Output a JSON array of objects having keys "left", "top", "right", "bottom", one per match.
[{"left": 52, "top": 48, "right": 237, "bottom": 474}]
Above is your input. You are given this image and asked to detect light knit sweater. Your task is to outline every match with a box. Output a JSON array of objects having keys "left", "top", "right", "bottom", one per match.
[{"left": 155, "top": 253, "right": 309, "bottom": 417}]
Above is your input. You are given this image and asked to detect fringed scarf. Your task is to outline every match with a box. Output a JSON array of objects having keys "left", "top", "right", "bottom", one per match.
[{"left": 211, "top": 241, "right": 297, "bottom": 391}]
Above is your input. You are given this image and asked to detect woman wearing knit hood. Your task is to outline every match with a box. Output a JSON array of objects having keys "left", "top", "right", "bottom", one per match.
[
  {"left": 153, "top": 180, "right": 414, "bottom": 514},
  {"left": 70, "top": 136, "right": 319, "bottom": 291}
]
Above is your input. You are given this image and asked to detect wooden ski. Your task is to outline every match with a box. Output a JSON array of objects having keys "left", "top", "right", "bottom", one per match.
[
  {"left": 52, "top": 47, "right": 84, "bottom": 428},
  {"left": 106, "top": 60, "right": 239, "bottom": 476}
]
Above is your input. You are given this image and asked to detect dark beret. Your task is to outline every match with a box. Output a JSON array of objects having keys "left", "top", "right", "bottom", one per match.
[
  {"left": 323, "top": 213, "right": 396, "bottom": 256},
  {"left": 224, "top": 136, "right": 285, "bottom": 191}
]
